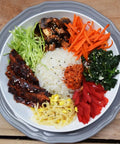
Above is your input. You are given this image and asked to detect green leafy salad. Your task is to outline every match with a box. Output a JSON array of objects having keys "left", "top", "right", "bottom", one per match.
[
  {"left": 82, "top": 49, "right": 120, "bottom": 90},
  {"left": 8, "top": 24, "right": 45, "bottom": 71}
]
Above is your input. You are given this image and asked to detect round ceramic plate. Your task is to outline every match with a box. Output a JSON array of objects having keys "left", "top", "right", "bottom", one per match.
[{"left": 0, "top": 1, "right": 120, "bottom": 143}]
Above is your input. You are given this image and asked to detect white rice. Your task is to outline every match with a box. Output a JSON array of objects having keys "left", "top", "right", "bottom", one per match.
[{"left": 35, "top": 48, "right": 81, "bottom": 98}]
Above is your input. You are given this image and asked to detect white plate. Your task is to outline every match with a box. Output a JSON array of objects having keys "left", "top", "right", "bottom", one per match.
[
  {"left": 0, "top": 10, "right": 120, "bottom": 132},
  {"left": 0, "top": 3, "right": 120, "bottom": 143}
]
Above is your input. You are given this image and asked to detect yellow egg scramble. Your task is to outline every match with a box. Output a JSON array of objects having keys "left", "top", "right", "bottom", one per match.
[{"left": 31, "top": 94, "right": 77, "bottom": 128}]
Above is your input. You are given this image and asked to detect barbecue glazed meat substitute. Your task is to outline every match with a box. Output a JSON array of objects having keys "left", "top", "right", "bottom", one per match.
[
  {"left": 6, "top": 49, "right": 51, "bottom": 107},
  {"left": 6, "top": 49, "right": 39, "bottom": 86},
  {"left": 34, "top": 17, "right": 71, "bottom": 51}
]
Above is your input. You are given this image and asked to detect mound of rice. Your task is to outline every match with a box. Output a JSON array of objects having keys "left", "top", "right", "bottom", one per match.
[{"left": 35, "top": 48, "right": 81, "bottom": 98}]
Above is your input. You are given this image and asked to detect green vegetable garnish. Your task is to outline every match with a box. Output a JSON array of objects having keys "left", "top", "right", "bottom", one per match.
[
  {"left": 82, "top": 49, "right": 120, "bottom": 90},
  {"left": 3, "top": 53, "right": 9, "bottom": 56},
  {"left": 8, "top": 24, "right": 45, "bottom": 71}
]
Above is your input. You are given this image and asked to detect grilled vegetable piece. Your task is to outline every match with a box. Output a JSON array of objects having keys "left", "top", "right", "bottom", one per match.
[
  {"left": 6, "top": 49, "right": 51, "bottom": 107},
  {"left": 60, "top": 17, "right": 71, "bottom": 24},
  {"left": 34, "top": 17, "right": 71, "bottom": 51}
]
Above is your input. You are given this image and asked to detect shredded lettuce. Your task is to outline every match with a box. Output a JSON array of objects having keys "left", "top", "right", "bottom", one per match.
[{"left": 8, "top": 24, "right": 45, "bottom": 71}]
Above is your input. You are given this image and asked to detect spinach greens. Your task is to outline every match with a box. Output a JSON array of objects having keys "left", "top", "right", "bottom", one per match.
[{"left": 82, "top": 49, "right": 120, "bottom": 90}]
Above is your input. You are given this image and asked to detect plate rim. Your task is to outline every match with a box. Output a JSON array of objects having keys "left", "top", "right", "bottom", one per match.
[{"left": 0, "top": 1, "right": 120, "bottom": 143}]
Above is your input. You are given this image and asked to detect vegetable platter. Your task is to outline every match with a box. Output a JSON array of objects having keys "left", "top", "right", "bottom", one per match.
[{"left": 0, "top": 1, "right": 120, "bottom": 143}]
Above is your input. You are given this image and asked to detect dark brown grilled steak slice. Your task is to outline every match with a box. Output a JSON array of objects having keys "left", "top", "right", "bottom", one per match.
[
  {"left": 6, "top": 49, "right": 51, "bottom": 107},
  {"left": 8, "top": 86, "right": 50, "bottom": 107},
  {"left": 8, "top": 49, "right": 39, "bottom": 86},
  {"left": 9, "top": 49, "right": 26, "bottom": 65},
  {"left": 8, "top": 75, "right": 51, "bottom": 97},
  {"left": 7, "top": 63, "right": 39, "bottom": 86}
]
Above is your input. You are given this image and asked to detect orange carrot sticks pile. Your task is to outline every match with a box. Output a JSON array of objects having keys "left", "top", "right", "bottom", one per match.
[{"left": 65, "top": 14, "right": 113, "bottom": 60}]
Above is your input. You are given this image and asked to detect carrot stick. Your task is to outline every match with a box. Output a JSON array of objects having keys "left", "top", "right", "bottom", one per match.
[
  {"left": 96, "top": 28, "right": 101, "bottom": 32},
  {"left": 104, "top": 40, "right": 113, "bottom": 49},
  {"left": 88, "top": 21, "right": 94, "bottom": 31},
  {"left": 67, "top": 24, "right": 87, "bottom": 51},
  {"left": 68, "top": 23, "right": 78, "bottom": 33},
  {"left": 76, "top": 52, "right": 82, "bottom": 60},
  {"left": 68, "top": 29, "right": 75, "bottom": 39},
  {"left": 84, "top": 31, "right": 92, "bottom": 45},
  {"left": 88, "top": 39, "right": 109, "bottom": 52},
  {"left": 73, "top": 14, "right": 77, "bottom": 27},
  {"left": 64, "top": 14, "right": 112, "bottom": 60},
  {"left": 77, "top": 17, "right": 83, "bottom": 29},
  {"left": 94, "top": 24, "right": 110, "bottom": 42},
  {"left": 82, "top": 43, "right": 88, "bottom": 60}
]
